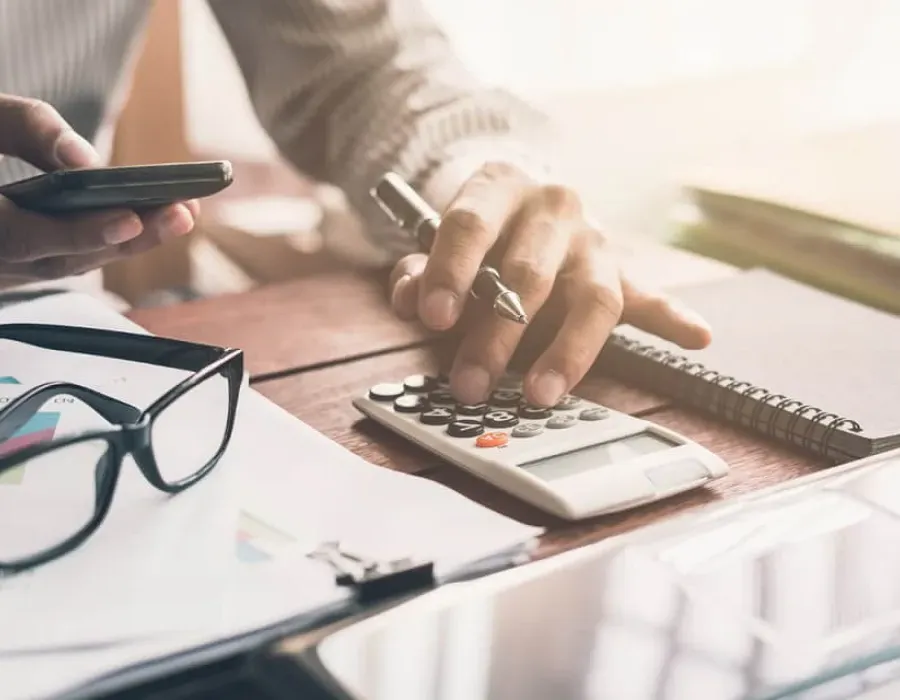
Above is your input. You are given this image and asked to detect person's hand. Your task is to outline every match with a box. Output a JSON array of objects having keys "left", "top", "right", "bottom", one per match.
[
  {"left": 0, "top": 94, "right": 199, "bottom": 289},
  {"left": 388, "top": 162, "right": 712, "bottom": 407}
]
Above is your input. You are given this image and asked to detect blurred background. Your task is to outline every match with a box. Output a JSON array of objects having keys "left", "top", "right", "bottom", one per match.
[{"left": 108, "top": 0, "right": 900, "bottom": 309}]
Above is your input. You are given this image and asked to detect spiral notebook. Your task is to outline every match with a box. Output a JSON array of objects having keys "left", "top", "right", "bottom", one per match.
[{"left": 598, "top": 268, "right": 900, "bottom": 462}]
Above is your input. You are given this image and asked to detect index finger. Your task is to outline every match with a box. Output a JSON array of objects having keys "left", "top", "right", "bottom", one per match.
[
  {"left": 0, "top": 197, "right": 142, "bottom": 261},
  {"left": 418, "top": 162, "right": 532, "bottom": 330}
]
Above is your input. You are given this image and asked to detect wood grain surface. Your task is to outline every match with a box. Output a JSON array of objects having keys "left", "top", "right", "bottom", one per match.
[{"left": 128, "top": 267, "right": 429, "bottom": 377}]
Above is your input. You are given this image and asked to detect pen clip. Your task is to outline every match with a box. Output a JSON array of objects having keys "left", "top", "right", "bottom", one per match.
[{"left": 369, "top": 186, "right": 405, "bottom": 227}]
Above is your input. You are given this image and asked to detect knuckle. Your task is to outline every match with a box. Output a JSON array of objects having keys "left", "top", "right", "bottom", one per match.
[
  {"left": 584, "top": 282, "right": 624, "bottom": 320},
  {"left": 19, "top": 98, "right": 59, "bottom": 132},
  {"left": 479, "top": 160, "right": 523, "bottom": 183},
  {"left": 441, "top": 207, "right": 490, "bottom": 243},
  {"left": 503, "top": 257, "right": 552, "bottom": 296},
  {"left": 539, "top": 184, "right": 582, "bottom": 218},
  {"left": 580, "top": 225, "right": 609, "bottom": 249}
]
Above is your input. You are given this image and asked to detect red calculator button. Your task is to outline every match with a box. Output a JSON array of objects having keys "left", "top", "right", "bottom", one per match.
[{"left": 476, "top": 432, "right": 508, "bottom": 448}]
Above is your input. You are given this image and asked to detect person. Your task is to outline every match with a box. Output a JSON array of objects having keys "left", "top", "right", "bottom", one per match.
[{"left": 0, "top": 0, "right": 710, "bottom": 407}]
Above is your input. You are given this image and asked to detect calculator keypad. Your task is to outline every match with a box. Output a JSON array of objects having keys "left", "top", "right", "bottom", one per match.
[
  {"left": 578, "top": 407, "right": 610, "bottom": 421},
  {"left": 419, "top": 406, "right": 455, "bottom": 425},
  {"left": 512, "top": 423, "right": 544, "bottom": 438},
  {"left": 369, "top": 382, "right": 405, "bottom": 401},
  {"left": 393, "top": 394, "right": 426, "bottom": 413},
  {"left": 371, "top": 375, "right": 617, "bottom": 449},
  {"left": 547, "top": 414, "right": 577, "bottom": 430},
  {"left": 447, "top": 420, "right": 485, "bottom": 438},
  {"left": 483, "top": 410, "right": 520, "bottom": 429}
]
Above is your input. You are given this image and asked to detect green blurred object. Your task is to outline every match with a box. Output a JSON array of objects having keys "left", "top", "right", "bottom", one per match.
[{"left": 669, "top": 195, "right": 900, "bottom": 316}]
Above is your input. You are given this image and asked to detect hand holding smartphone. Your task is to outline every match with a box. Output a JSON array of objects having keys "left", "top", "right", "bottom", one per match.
[{"left": 0, "top": 160, "right": 233, "bottom": 215}]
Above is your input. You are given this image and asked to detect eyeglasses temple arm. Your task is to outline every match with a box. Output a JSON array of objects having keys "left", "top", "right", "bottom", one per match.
[{"left": 0, "top": 383, "right": 141, "bottom": 441}]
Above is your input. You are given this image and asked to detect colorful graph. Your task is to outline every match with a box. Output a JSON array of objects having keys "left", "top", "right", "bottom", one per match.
[
  {"left": 0, "top": 376, "right": 61, "bottom": 485},
  {"left": 235, "top": 511, "right": 297, "bottom": 563}
]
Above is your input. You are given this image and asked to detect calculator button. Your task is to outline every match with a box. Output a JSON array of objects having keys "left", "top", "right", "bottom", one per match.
[
  {"left": 428, "top": 389, "right": 455, "bottom": 405},
  {"left": 447, "top": 420, "right": 485, "bottom": 438},
  {"left": 476, "top": 432, "right": 509, "bottom": 448},
  {"left": 393, "top": 394, "right": 426, "bottom": 413},
  {"left": 512, "top": 423, "right": 544, "bottom": 438},
  {"left": 489, "top": 389, "right": 522, "bottom": 407},
  {"left": 456, "top": 402, "right": 488, "bottom": 416},
  {"left": 518, "top": 404, "right": 553, "bottom": 420},
  {"left": 578, "top": 407, "right": 610, "bottom": 421},
  {"left": 483, "top": 410, "right": 519, "bottom": 429},
  {"left": 546, "top": 414, "right": 577, "bottom": 429},
  {"left": 554, "top": 395, "right": 582, "bottom": 411},
  {"left": 420, "top": 407, "right": 455, "bottom": 425},
  {"left": 434, "top": 374, "right": 451, "bottom": 388},
  {"left": 368, "top": 382, "right": 405, "bottom": 401},
  {"left": 403, "top": 374, "right": 433, "bottom": 393}
]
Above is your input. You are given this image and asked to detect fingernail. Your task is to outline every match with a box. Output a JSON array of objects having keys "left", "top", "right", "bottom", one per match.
[
  {"left": 452, "top": 364, "right": 491, "bottom": 404},
  {"left": 422, "top": 289, "right": 460, "bottom": 329},
  {"left": 53, "top": 130, "right": 100, "bottom": 168},
  {"left": 530, "top": 370, "right": 567, "bottom": 407},
  {"left": 102, "top": 213, "right": 142, "bottom": 244}
]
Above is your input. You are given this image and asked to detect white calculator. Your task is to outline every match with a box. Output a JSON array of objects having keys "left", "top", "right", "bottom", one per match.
[{"left": 352, "top": 373, "right": 729, "bottom": 520}]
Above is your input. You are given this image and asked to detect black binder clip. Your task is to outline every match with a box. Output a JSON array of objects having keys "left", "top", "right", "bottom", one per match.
[{"left": 308, "top": 541, "right": 435, "bottom": 604}]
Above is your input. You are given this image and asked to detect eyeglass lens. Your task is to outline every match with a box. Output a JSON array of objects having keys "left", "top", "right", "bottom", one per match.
[
  {"left": 0, "top": 437, "right": 111, "bottom": 564},
  {"left": 150, "top": 371, "right": 231, "bottom": 486}
]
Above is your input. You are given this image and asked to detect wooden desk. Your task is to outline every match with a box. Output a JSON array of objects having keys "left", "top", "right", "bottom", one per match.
[{"left": 127, "top": 240, "right": 828, "bottom": 561}]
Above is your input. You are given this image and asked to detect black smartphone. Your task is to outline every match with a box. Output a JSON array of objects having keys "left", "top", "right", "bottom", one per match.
[{"left": 0, "top": 160, "right": 233, "bottom": 214}]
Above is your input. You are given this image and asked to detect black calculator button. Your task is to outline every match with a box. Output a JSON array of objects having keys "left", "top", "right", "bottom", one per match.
[
  {"left": 512, "top": 423, "right": 544, "bottom": 438},
  {"left": 546, "top": 414, "right": 577, "bottom": 430},
  {"left": 403, "top": 374, "right": 433, "bottom": 393},
  {"left": 394, "top": 394, "right": 426, "bottom": 413},
  {"left": 554, "top": 395, "right": 582, "bottom": 411},
  {"left": 420, "top": 407, "right": 455, "bottom": 425},
  {"left": 578, "top": 407, "right": 610, "bottom": 421},
  {"left": 489, "top": 389, "right": 521, "bottom": 407},
  {"left": 368, "top": 382, "right": 405, "bottom": 401},
  {"left": 456, "top": 402, "right": 488, "bottom": 416},
  {"left": 484, "top": 409, "right": 519, "bottom": 429},
  {"left": 447, "top": 420, "right": 485, "bottom": 438},
  {"left": 434, "top": 374, "right": 451, "bottom": 388},
  {"left": 519, "top": 404, "right": 553, "bottom": 420},
  {"left": 427, "top": 389, "right": 455, "bottom": 406}
]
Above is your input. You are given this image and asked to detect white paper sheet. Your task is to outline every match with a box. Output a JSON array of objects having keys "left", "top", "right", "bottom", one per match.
[{"left": 0, "top": 291, "right": 543, "bottom": 699}]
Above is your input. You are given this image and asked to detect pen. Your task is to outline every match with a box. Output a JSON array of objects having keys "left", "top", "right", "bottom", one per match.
[{"left": 370, "top": 172, "right": 529, "bottom": 325}]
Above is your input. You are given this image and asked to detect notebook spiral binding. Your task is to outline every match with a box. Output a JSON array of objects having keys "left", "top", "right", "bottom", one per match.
[{"left": 607, "top": 334, "right": 864, "bottom": 457}]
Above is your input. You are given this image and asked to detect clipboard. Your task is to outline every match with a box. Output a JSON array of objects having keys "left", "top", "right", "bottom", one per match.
[{"left": 52, "top": 541, "right": 536, "bottom": 700}]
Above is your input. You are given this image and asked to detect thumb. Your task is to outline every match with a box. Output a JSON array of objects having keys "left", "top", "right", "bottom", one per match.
[
  {"left": 619, "top": 274, "right": 712, "bottom": 349},
  {"left": 0, "top": 94, "right": 100, "bottom": 171}
]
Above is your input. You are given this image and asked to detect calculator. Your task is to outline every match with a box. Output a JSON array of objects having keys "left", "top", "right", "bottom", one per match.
[{"left": 352, "top": 373, "right": 729, "bottom": 520}]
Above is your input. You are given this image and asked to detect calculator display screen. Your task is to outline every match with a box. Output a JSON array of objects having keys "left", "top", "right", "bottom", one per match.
[{"left": 519, "top": 432, "right": 677, "bottom": 481}]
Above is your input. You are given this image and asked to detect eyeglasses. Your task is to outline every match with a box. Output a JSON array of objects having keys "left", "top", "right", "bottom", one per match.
[{"left": 0, "top": 323, "right": 244, "bottom": 575}]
